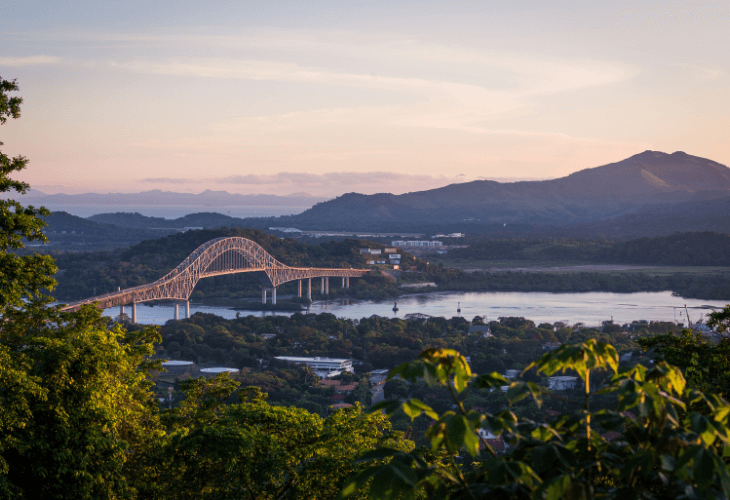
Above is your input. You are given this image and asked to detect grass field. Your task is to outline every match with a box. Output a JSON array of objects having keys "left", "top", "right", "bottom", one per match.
[{"left": 431, "top": 256, "right": 730, "bottom": 277}]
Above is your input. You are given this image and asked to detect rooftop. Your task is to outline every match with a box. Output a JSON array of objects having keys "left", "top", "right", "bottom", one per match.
[
  {"left": 161, "top": 360, "right": 194, "bottom": 366},
  {"left": 275, "top": 356, "right": 352, "bottom": 363},
  {"left": 200, "top": 367, "right": 240, "bottom": 373}
]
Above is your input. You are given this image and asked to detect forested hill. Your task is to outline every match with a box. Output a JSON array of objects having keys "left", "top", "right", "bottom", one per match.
[
  {"left": 87, "top": 211, "right": 268, "bottom": 229},
  {"left": 275, "top": 151, "right": 730, "bottom": 230},
  {"left": 35, "top": 211, "right": 176, "bottom": 250},
  {"left": 444, "top": 232, "right": 730, "bottom": 266},
  {"left": 51, "top": 228, "right": 421, "bottom": 301},
  {"left": 115, "top": 227, "right": 388, "bottom": 269}
]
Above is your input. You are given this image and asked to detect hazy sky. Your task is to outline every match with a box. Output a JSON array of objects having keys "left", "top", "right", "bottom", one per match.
[{"left": 1, "top": 0, "right": 728, "bottom": 196}]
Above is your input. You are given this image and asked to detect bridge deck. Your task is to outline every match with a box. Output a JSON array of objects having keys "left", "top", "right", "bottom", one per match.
[{"left": 58, "top": 237, "right": 371, "bottom": 312}]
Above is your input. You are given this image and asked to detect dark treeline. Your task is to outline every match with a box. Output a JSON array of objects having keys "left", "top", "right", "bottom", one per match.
[
  {"left": 429, "top": 267, "right": 730, "bottom": 300},
  {"left": 152, "top": 311, "right": 651, "bottom": 419},
  {"left": 446, "top": 231, "right": 730, "bottom": 266},
  {"left": 49, "top": 228, "right": 730, "bottom": 301},
  {"left": 50, "top": 227, "right": 421, "bottom": 301}
]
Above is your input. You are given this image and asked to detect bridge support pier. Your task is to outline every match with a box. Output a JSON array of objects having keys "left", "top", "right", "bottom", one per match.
[
  {"left": 132, "top": 303, "right": 137, "bottom": 323},
  {"left": 321, "top": 277, "right": 325, "bottom": 294},
  {"left": 346, "top": 276, "right": 350, "bottom": 288},
  {"left": 307, "top": 278, "right": 311, "bottom": 301},
  {"left": 175, "top": 303, "right": 179, "bottom": 321},
  {"left": 262, "top": 288, "right": 267, "bottom": 304},
  {"left": 120, "top": 304, "right": 125, "bottom": 321},
  {"left": 272, "top": 287, "right": 277, "bottom": 305},
  {"left": 185, "top": 300, "right": 190, "bottom": 319},
  {"left": 326, "top": 277, "right": 329, "bottom": 295},
  {"left": 298, "top": 280, "right": 302, "bottom": 297}
]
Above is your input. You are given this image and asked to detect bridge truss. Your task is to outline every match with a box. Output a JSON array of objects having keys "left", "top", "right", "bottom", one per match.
[{"left": 59, "top": 237, "right": 370, "bottom": 312}]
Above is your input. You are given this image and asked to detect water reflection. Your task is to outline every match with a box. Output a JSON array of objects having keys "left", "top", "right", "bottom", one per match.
[{"left": 100, "top": 290, "right": 729, "bottom": 326}]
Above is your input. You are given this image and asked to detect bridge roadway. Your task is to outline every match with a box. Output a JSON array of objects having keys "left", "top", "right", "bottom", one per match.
[{"left": 59, "top": 237, "right": 370, "bottom": 321}]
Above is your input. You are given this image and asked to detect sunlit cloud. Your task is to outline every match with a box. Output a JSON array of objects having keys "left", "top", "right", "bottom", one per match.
[{"left": 0, "top": 55, "right": 60, "bottom": 66}]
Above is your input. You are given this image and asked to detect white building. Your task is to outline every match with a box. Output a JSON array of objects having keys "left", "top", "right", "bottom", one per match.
[
  {"left": 161, "top": 360, "right": 195, "bottom": 375},
  {"left": 274, "top": 356, "right": 354, "bottom": 378},
  {"left": 548, "top": 376, "right": 578, "bottom": 391},
  {"left": 200, "top": 367, "right": 240, "bottom": 377},
  {"left": 391, "top": 240, "right": 443, "bottom": 248}
]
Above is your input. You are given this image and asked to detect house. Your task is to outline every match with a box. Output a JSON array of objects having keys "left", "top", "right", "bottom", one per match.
[
  {"left": 541, "top": 342, "right": 560, "bottom": 351},
  {"left": 336, "top": 384, "right": 357, "bottom": 394},
  {"left": 477, "top": 428, "right": 506, "bottom": 451},
  {"left": 319, "top": 379, "right": 341, "bottom": 387},
  {"left": 260, "top": 333, "right": 277, "bottom": 340},
  {"left": 274, "top": 356, "right": 354, "bottom": 378},
  {"left": 468, "top": 325, "right": 492, "bottom": 337},
  {"left": 548, "top": 376, "right": 578, "bottom": 391}
]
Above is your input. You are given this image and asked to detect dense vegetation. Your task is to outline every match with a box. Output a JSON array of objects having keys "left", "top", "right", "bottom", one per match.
[
  {"left": 50, "top": 227, "right": 421, "bottom": 301},
  {"left": 428, "top": 267, "right": 730, "bottom": 300},
  {"left": 5, "top": 76, "right": 730, "bottom": 499},
  {"left": 445, "top": 232, "right": 730, "bottom": 266},
  {"left": 49, "top": 228, "right": 730, "bottom": 302},
  {"left": 150, "top": 311, "right": 662, "bottom": 436}
]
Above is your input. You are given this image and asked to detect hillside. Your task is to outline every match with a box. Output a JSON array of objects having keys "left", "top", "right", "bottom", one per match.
[
  {"left": 29, "top": 211, "right": 173, "bottom": 251},
  {"left": 573, "top": 195, "right": 730, "bottom": 239},
  {"left": 87, "top": 211, "right": 268, "bottom": 229},
  {"left": 278, "top": 151, "right": 730, "bottom": 230},
  {"left": 51, "top": 228, "right": 420, "bottom": 301},
  {"left": 443, "top": 232, "right": 730, "bottom": 266}
]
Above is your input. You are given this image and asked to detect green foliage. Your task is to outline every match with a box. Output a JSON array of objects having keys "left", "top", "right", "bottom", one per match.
[
  {"left": 446, "top": 232, "right": 730, "bottom": 267},
  {"left": 0, "top": 76, "right": 56, "bottom": 314},
  {"left": 342, "top": 337, "right": 730, "bottom": 499},
  {"left": 147, "top": 376, "right": 411, "bottom": 500},
  {"left": 0, "top": 304, "right": 164, "bottom": 499},
  {"left": 429, "top": 266, "right": 730, "bottom": 300},
  {"left": 50, "top": 230, "right": 419, "bottom": 301},
  {"left": 639, "top": 328, "right": 730, "bottom": 400}
]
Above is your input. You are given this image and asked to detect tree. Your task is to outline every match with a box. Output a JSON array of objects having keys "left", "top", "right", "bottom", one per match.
[
  {"left": 0, "top": 76, "right": 56, "bottom": 315},
  {"left": 639, "top": 311, "right": 730, "bottom": 400},
  {"left": 0, "top": 77, "right": 164, "bottom": 499},
  {"left": 340, "top": 342, "right": 730, "bottom": 499},
  {"left": 0, "top": 307, "right": 163, "bottom": 499},
  {"left": 149, "top": 378, "right": 410, "bottom": 500}
]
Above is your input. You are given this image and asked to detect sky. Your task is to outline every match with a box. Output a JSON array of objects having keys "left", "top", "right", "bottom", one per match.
[{"left": 1, "top": 0, "right": 728, "bottom": 197}]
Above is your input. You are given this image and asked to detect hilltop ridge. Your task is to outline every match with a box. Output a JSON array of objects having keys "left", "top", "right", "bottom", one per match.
[{"left": 280, "top": 151, "right": 730, "bottom": 230}]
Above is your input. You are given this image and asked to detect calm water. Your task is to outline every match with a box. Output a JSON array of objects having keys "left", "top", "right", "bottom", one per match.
[{"left": 102, "top": 291, "right": 729, "bottom": 326}]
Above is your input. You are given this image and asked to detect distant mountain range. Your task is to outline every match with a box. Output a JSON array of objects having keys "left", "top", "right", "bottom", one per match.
[
  {"left": 277, "top": 151, "right": 730, "bottom": 230},
  {"left": 20, "top": 151, "right": 730, "bottom": 245},
  {"left": 20, "top": 189, "right": 330, "bottom": 208}
]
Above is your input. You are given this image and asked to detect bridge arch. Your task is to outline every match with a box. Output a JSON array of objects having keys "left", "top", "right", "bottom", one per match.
[{"left": 60, "top": 237, "right": 370, "bottom": 312}]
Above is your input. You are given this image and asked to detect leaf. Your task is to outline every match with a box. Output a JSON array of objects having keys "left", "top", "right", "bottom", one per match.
[
  {"left": 473, "top": 371, "right": 509, "bottom": 389},
  {"left": 693, "top": 448, "right": 714, "bottom": 490},
  {"left": 531, "top": 444, "right": 558, "bottom": 473},
  {"left": 659, "top": 454, "right": 676, "bottom": 472},
  {"left": 507, "top": 382, "right": 541, "bottom": 406},
  {"left": 544, "top": 475, "right": 571, "bottom": 500},
  {"left": 445, "top": 415, "right": 469, "bottom": 450},
  {"left": 368, "top": 400, "right": 401, "bottom": 416},
  {"left": 402, "top": 398, "right": 439, "bottom": 421},
  {"left": 691, "top": 413, "right": 718, "bottom": 447}
]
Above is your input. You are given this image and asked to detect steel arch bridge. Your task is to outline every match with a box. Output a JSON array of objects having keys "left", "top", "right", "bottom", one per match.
[{"left": 59, "top": 237, "right": 370, "bottom": 313}]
